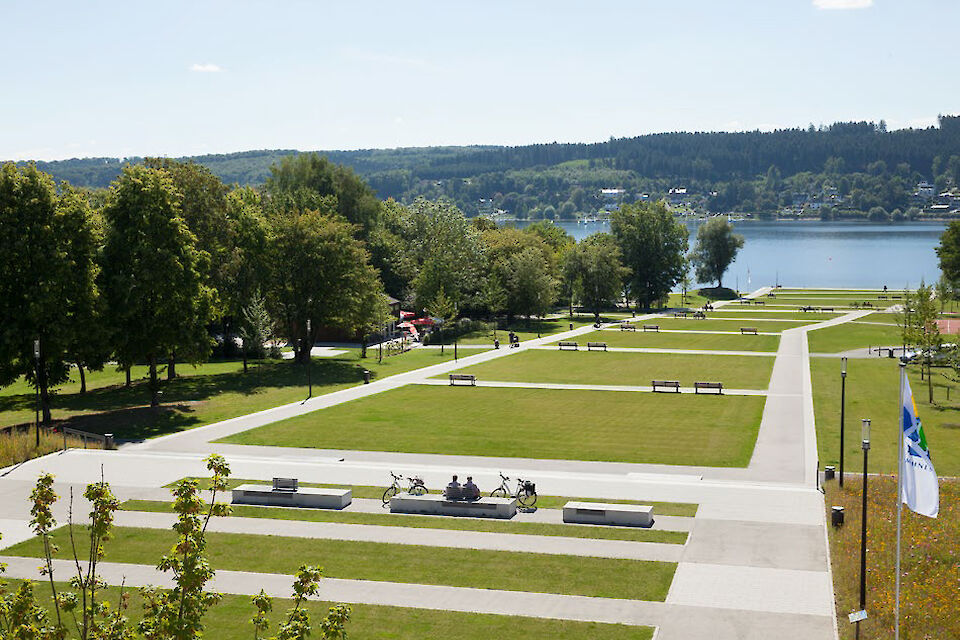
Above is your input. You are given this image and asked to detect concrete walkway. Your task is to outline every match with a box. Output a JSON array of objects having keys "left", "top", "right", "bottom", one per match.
[{"left": 413, "top": 378, "right": 773, "bottom": 396}]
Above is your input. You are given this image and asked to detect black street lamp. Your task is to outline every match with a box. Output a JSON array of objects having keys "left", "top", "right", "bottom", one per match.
[
  {"left": 856, "top": 418, "right": 871, "bottom": 640},
  {"left": 840, "top": 356, "right": 847, "bottom": 487},
  {"left": 305, "top": 319, "right": 312, "bottom": 399},
  {"left": 34, "top": 338, "right": 40, "bottom": 447}
]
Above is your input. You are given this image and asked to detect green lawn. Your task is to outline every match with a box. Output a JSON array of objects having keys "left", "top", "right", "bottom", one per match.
[
  {"left": 582, "top": 329, "right": 781, "bottom": 352},
  {"left": 221, "top": 385, "right": 765, "bottom": 467},
  {"left": 169, "top": 477, "right": 700, "bottom": 517},
  {"left": 850, "top": 312, "right": 901, "bottom": 325},
  {"left": 811, "top": 357, "right": 960, "bottom": 475},
  {"left": 121, "top": 500, "right": 688, "bottom": 544},
  {"left": 807, "top": 322, "right": 902, "bottom": 353},
  {"left": 8, "top": 580, "right": 654, "bottom": 640},
  {"left": 708, "top": 311, "right": 840, "bottom": 321},
  {"left": 5, "top": 527, "right": 677, "bottom": 601},
  {"left": 634, "top": 318, "right": 809, "bottom": 332},
  {"left": 454, "top": 318, "right": 599, "bottom": 345},
  {"left": 0, "top": 349, "right": 456, "bottom": 440},
  {"left": 448, "top": 350, "right": 774, "bottom": 389}
]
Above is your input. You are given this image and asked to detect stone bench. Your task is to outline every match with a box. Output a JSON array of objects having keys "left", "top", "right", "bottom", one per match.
[
  {"left": 390, "top": 492, "right": 516, "bottom": 519},
  {"left": 620, "top": 324, "right": 637, "bottom": 331},
  {"left": 643, "top": 325, "right": 659, "bottom": 332},
  {"left": 740, "top": 327, "right": 758, "bottom": 335},
  {"left": 558, "top": 341, "right": 578, "bottom": 350},
  {"left": 232, "top": 484, "right": 352, "bottom": 510},
  {"left": 651, "top": 380, "right": 680, "bottom": 393},
  {"left": 562, "top": 501, "right": 653, "bottom": 527},
  {"left": 449, "top": 373, "right": 476, "bottom": 386},
  {"left": 587, "top": 341, "right": 607, "bottom": 351},
  {"left": 694, "top": 381, "right": 723, "bottom": 394}
]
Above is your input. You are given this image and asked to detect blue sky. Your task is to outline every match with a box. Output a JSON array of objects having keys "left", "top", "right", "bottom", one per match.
[{"left": 2, "top": 0, "right": 958, "bottom": 160}]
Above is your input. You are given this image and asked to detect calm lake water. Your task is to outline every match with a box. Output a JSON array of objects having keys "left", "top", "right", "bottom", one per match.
[{"left": 511, "top": 219, "right": 947, "bottom": 289}]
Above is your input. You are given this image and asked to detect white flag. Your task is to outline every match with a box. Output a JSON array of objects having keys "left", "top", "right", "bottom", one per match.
[{"left": 900, "top": 378, "right": 939, "bottom": 518}]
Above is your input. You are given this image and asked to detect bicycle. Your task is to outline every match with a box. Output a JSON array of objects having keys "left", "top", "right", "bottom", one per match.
[
  {"left": 382, "top": 472, "right": 428, "bottom": 506},
  {"left": 489, "top": 472, "right": 537, "bottom": 508}
]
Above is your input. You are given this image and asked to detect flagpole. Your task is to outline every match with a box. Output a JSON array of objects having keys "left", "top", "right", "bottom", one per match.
[{"left": 895, "top": 361, "right": 906, "bottom": 640}]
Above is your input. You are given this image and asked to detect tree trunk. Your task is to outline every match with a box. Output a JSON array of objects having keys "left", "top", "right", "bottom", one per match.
[
  {"left": 242, "top": 352, "right": 248, "bottom": 374},
  {"left": 928, "top": 358, "right": 934, "bottom": 404},
  {"left": 167, "top": 352, "right": 176, "bottom": 380},
  {"left": 361, "top": 336, "right": 367, "bottom": 359},
  {"left": 125, "top": 365, "right": 131, "bottom": 387},
  {"left": 77, "top": 362, "right": 87, "bottom": 394},
  {"left": 149, "top": 356, "right": 159, "bottom": 407}
]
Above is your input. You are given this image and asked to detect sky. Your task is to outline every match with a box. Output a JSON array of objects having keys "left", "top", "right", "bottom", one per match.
[{"left": 2, "top": 0, "right": 958, "bottom": 161}]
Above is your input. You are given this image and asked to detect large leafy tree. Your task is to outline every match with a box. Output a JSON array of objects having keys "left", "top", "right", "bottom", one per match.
[
  {"left": 563, "top": 233, "right": 629, "bottom": 323},
  {"left": 101, "top": 165, "right": 216, "bottom": 407},
  {"left": 936, "top": 221, "right": 960, "bottom": 288},
  {"left": 690, "top": 217, "right": 745, "bottom": 288},
  {"left": 266, "top": 152, "right": 382, "bottom": 234},
  {"left": 611, "top": 201, "right": 688, "bottom": 310},
  {"left": 0, "top": 164, "right": 103, "bottom": 424},
  {"left": 266, "top": 206, "right": 387, "bottom": 364}
]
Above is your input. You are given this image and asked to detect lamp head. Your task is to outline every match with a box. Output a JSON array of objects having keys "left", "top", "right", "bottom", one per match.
[
  {"left": 841, "top": 356, "right": 847, "bottom": 376},
  {"left": 861, "top": 418, "right": 871, "bottom": 449},
  {"left": 33, "top": 339, "right": 40, "bottom": 358}
]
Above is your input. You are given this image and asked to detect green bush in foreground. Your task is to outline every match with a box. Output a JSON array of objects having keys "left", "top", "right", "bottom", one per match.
[{"left": 0, "top": 454, "right": 350, "bottom": 639}]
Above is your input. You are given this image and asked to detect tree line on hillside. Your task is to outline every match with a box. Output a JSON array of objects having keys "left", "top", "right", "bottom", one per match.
[
  {"left": 0, "top": 154, "right": 742, "bottom": 424},
  {"left": 18, "top": 117, "right": 960, "bottom": 218}
]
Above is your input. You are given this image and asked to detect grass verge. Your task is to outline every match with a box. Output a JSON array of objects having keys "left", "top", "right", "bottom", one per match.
[
  {"left": 220, "top": 385, "right": 765, "bottom": 467},
  {"left": 583, "top": 329, "right": 780, "bottom": 351},
  {"left": 807, "top": 322, "right": 903, "bottom": 353},
  {"left": 0, "top": 427, "right": 101, "bottom": 468},
  {"left": 4, "top": 526, "right": 677, "bottom": 601},
  {"left": 824, "top": 477, "right": 959, "bottom": 639}
]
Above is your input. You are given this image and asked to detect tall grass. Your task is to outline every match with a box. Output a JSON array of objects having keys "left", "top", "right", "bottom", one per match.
[{"left": 0, "top": 427, "right": 100, "bottom": 468}]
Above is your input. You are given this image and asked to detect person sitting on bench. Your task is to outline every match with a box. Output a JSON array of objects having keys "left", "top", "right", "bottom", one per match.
[
  {"left": 445, "top": 475, "right": 462, "bottom": 500},
  {"left": 463, "top": 476, "right": 480, "bottom": 501}
]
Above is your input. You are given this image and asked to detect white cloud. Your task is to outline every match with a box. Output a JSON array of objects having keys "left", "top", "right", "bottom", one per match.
[
  {"left": 189, "top": 63, "right": 223, "bottom": 73},
  {"left": 813, "top": 0, "right": 873, "bottom": 9}
]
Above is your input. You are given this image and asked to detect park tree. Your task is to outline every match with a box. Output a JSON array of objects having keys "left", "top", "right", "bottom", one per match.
[
  {"left": 101, "top": 165, "right": 216, "bottom": 407},
  {"left": 492, "top": 246, "right": 557, "bottom": 320},
  {"left": 901, "top": 282, "right": 941, "bottom": 404},
  {"left": 936, "top": 220, "right": 960, "bottom": 288},
  {"left": 266, "top": 207, "right": 387, "bottom": 364},
  {"left": 690, "top": 217, "right": 744, "bottom": 289},
  {"left": 611, "top": 201, "right": 688, "bottom": 310},
  {"left": 0, "top": 164, "right": 103, "bottom": 424},
  {"left": 222, "top": 187, "right": 270, "bottom": 348},
  {"left": 266, "top": 152, "right": 381, "bottom": 234},
  {"left": 563, "top": 233, "right": 629, "bottom": 324}
]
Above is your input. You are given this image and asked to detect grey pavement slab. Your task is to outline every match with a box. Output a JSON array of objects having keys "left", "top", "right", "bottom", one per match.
[{"left": 680, "top": 519, "right": 827, "bottom": 571}]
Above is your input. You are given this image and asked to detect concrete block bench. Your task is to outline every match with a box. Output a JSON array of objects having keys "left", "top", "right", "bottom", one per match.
[
  {"left": 231, "top": 484, "right": 352, "bottom": 510},
  {"left": 389, "top": 493, "right": 517, "bottom": 519},
  {"left": 562, "top": 501, "right": 653, "bottom": 527}
]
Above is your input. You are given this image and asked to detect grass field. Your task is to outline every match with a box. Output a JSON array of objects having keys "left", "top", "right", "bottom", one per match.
[
  {"left": 850, "top": 312, "right": 901, "bottom": 325},
  {"left": 824, "top": 477, "right": 959, "bottom": 639},
  {"left": 454, "top": 318, "right": 597, "bottom": 345},
  {"left": 7, "top": 580, "right": 654, "bottom": 640},
  {"left": 807, "top": 322, "right": 902, "bottom": 353},
  {"left": 583, "top": 329, "right": 781, "bottom": 351},
  {"left": 5, "top": 526, "right": 677, "bottom": 601},
  {"left": 707, "top": 311, "right": 840, "bottom": 321},
  {"left": 221, "top": 385, "right": 765, "bottom": 466},
  {"left": 121, "top": 499, "right": 689, "bottom": 544},
  {"left": 811, "top": 357, "right": 960, "bottom": 476},
  {"left": 0, "top": 349, "right": 456, "bottom": 441},
  {"left": 170, "top": 477, "right": 701, "bottom": 517},
  {"left": 630, "top": 317, "right": 810, "bottom": 332},
  {"left": 448, "top": 350, "right": 775, "bottom": 389}
]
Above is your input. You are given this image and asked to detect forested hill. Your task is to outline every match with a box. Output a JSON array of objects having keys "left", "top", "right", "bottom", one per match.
[{"left": 12, "top": 116, "right": 960, "bottom": 218}]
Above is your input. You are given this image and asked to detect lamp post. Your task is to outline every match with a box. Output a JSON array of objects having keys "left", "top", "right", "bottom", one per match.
[
  {"left": 856, "top": 418, "right": 871, "bottom": 640},
  {"left": 839, "top": 357, "right": 847, "bottom": 487},
  {"left": 305, "top": 319, "right": 312, "bottom": 398},
  {"left": 34, "top": 339, "right": 40, "bottom": 447}
]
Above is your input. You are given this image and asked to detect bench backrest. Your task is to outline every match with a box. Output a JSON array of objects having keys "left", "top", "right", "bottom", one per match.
[
  {"left": 273, "top": 477, "right": 298, "bottom": 492},
  {"left": 695, "top": 381, "right": 722, "bottom": 388},
  {"left": 587, "top": 342, "right": 606, "bottom": 347},
  {"left": 652, "top": 380, "right": 680, "bottom": 386},
  {"left": 450, "top": 373, "right": 474, "bottom": 379}
]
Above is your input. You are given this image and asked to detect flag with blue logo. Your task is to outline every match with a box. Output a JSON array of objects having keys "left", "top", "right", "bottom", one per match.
[{"left": 900, "top": 378, "right": 939, "bottom": 518}]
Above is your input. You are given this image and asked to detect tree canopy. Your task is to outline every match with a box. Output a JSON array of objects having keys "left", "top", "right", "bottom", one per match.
[
  {"left": 690, "top": 218, "right": 745, "bottom": 288},
  {"left": 611, "top": 201, "right": 688, "bottom": 309}
]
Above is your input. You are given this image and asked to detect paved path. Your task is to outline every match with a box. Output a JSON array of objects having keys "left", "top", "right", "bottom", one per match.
[
  {"left": 414, "top": 378, "right": 773, "bottom": 396},
  {"left": 530, "top": 345, "right": 777, "bottom": 356}
]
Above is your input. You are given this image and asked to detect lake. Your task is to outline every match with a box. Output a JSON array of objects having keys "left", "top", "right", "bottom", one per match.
[{"left": 510, "top": 219, "right": 948, "bottom": 289}]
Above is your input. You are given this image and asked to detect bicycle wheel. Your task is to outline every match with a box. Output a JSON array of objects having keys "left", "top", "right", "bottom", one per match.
[
  {"left": 409, "top": 484, "right": 427, "bottom": 496},
  {"left": 382, "top": 485, "right": 399, "bottom": 506},
  {"left": 490, "top": 486, "right": 508, "bottom": 498},
  {"left": 518, "top": 491, "right": 537, "bottom": 508}
]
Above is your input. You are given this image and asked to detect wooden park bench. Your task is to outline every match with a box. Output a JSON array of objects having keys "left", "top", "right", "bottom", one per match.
[
  {"left": 694, "top": 381, "right": 723, "bottom": 395},
  {"left": 693, "top": 311, "right": 706, "bottom": 319},
  {"left": 449, "top": 373, "right": 476, "bottom": 386},
  {"left": 891, "top": 295, "right": 902, "bottom": 300},
  {"left": 651, "top": 380, "right": 681, "bottom": 393},
  {"left": 753, "top": 300, "right": 765, "bottom": 305},
  {"left": 620, "top": 324, "right": 637, "bottom": 331},
  {"left": 587, "top": 342, "right": 608, "bottom": 351},
  {"left": 643, "top": 325, "right": 660, "bottom": 332},
  {"left": 862, "top": 301, "right": 874, "bottom": 308},
  {"left": 673, "top": 311, "right": 688, "bottom": 318},
  {"left": 273, "top": 477, "right": 299, "bottom": 492},
  {"left": 767, "top": 293, "right": 777, "bottom": 298},
  {"left": 558, "top": 341, "right": 579, "bottom": 350},
  {"left": 878, "top": 295, "right": 888, "bottom": 300},
  {"left": 821, "top": 307, "right": 834, "bottom": 312},
  {"left": 740, "top": 327, "right": 758, "bottom": 335},
  {"left": 800, "top": 306, "right": 814, "bottom": 312}
]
